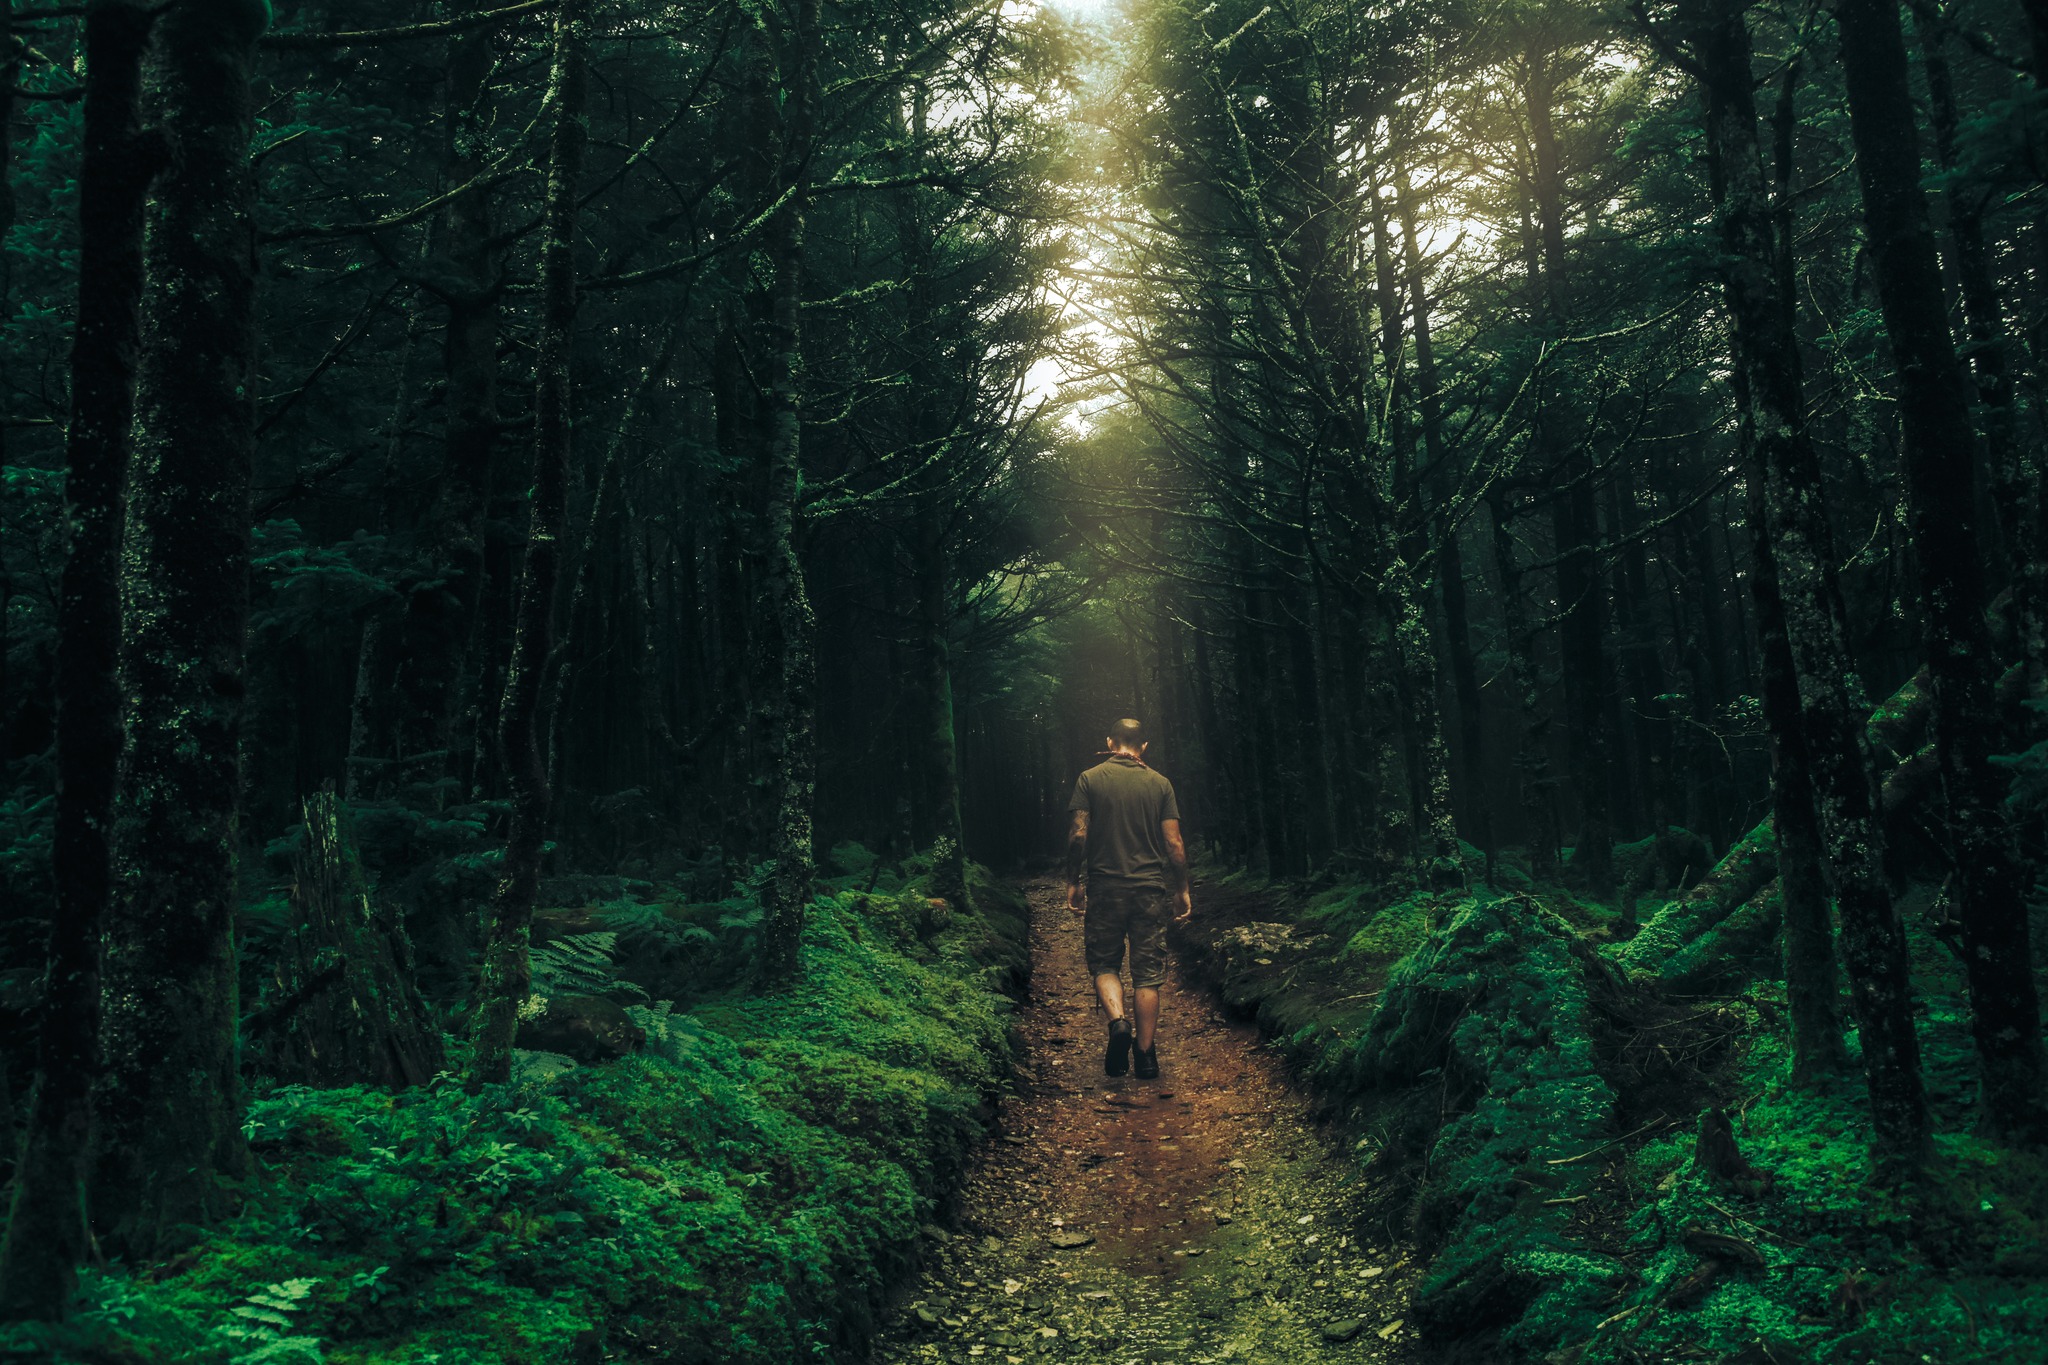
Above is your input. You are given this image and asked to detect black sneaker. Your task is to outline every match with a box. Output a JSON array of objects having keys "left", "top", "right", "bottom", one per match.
[
  {"left": 1104, "top": 1018, "right": 1133, "bottom": 1077},
  {"left": 1134, "top": 1044, "right": 1159, "bottom": 1080}
]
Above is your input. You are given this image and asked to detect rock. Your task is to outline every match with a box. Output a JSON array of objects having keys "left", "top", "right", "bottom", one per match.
[
  {"left": 1321, "top": 1318, "right": 1364, "bottom": 1343},
  {"left": 513, "top": 994, "right": 644, "bottom": 1062},
  {"left": 913, "top": 1306, "right": 941, "bottom": 1329},
  {"left": 1047, "top": 1230, "right": 1095, "bottom": 1249},
  {"left": 1377, "top": 1318, "right": 1404, "bottom": 1340},
  {"left": 1342, "top": 892, "right": 1626, "bottom": 1351}
]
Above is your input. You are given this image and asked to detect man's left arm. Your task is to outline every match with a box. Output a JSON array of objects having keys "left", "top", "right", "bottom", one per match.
[{"left": 1162, "top": 818, "right": 1191, "bottom": 921}]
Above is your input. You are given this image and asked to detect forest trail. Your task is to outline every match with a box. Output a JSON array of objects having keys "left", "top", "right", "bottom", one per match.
[{"left": 871, "top": 880, "right": 1422, "bottom": 1365}]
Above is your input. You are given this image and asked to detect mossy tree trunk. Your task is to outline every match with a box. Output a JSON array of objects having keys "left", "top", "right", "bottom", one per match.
[
  {"left": 1681, "top": 0, "right": 1863, "bottom": 1084},
  {"left": 0, "top": 0, "right": 157, "bottom": 1318},
  {"left": 756, "top": 0, "right": 820, "bottom": 983},
  {"left": 1835, "top": 0, "right": 2048, "bottom": 1146},
  {"left": 91, "top": 0, "right": 268, "bottom": 1256},
  {"left": 469, "top": 0, "right": 586, "bottom": 1088}
]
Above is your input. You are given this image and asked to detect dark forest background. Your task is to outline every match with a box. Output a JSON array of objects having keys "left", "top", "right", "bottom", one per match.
[{"left": 0, "top": 0, "right": 2045, "bottom": 1359}]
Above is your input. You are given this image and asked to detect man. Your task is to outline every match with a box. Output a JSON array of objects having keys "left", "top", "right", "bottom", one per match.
[{"left": 1065, "top": 718, "right": 1190, "bottom": 1081}]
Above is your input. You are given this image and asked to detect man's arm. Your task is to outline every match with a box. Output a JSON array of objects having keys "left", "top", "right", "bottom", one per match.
[
  {"left": 1066, "top": 810, "right": 1089, "bottom": 913},
  {"left": 1162, "top": 818, "right": 1191, "bottom": 921}
]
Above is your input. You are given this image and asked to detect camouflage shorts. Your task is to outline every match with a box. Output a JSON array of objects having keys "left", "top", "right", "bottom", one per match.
[{"left": 1084, "top": 882, "right": 1171, "bottom": 989}]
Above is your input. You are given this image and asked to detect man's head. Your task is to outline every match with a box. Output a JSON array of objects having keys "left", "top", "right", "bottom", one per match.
[{"left": 1105, "top": 717, "right": 1147, "bottom": 757}]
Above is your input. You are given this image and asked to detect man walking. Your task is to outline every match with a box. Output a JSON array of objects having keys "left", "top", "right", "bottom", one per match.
[{"left": 1065, "top": 718, "right": 1190, "bottom": 1080}]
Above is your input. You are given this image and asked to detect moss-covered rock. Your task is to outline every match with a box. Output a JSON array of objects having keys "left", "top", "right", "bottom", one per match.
[{"left": 1317, "top": 891, "right": 1627, "bottom": 1350}]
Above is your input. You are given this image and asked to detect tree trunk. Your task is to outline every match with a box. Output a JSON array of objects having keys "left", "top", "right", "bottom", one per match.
[
  {"left": 415, "top": 8, "right": 509, "bottom": 795},
  {"left": 92, "top": 0, "right": 267, "bottom": 1256},
  {"left": 1367, "top": 189, "right": 1457, "bottom": 875},
  {"left": 1489, "top": 489, "right": 1561, "bottom": 881},
  {"left": 1525, "top": 50, "right": 1617, "bottom": 898},
  {"left": 0, "top": 0, "right": 156, "bottom": 1317},
  {"left": 1914, "top": 5, "right": 2043, "bottom": 685},
  {"left": 1836, "top": 0, "right": 2048, "bottom": 1146},
  {"left": 1284, "top": 584, "right": 1336, "bottom": 872},
  {"left": 1744, "top": 445, "right": 1848, "bottom": 1081},
  {"left": 468, "top": 0, "right": 586, "bottom": 1087},
  {"left": 1399, "top": 169, "right": 1492, "bottom": 878},
  {"left": 918, "top": 529, "right": 970, "bottom": 908},
  {"left": 756, "top": 0, "right": 820, "bottom": 982},
  {"left": 1688, "top": 0, "right": 1921, "bottom": 1153}
]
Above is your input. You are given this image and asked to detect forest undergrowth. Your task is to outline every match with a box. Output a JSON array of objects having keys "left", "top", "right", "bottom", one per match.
[
  {"left": 0, "top": 852, "right": 1028, "bottom": 1365},
  {"left": 1179, "top": 820, "right": 2048, "bottom": 1365}
]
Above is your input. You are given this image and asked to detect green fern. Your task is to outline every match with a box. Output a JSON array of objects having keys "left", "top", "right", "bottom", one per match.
[
  {"left": 530, "top": 931, "right": 647, "bottom": 1002},
  {"left": 219, "top": 1278, "right": 325, "bottom": 1365},
  {"left": 625, "top": 999, "right": 708, "bottom": 1064}
]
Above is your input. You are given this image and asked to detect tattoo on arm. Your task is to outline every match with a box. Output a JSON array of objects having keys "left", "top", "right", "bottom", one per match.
[{"left": 1066, "top": 811, "right": 1088, "bottom": 884}]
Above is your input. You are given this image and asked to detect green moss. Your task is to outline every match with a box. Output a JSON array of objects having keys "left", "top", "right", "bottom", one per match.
[
  {"left": 1183, "top": 857, "right": 2048, "bottom": 1365},
  {"left": 3, "top": 872, "right": 1024, "bottom": 1365},
  {"left": 1331, "top": 890, "right": 1436, "bottom": 964}
]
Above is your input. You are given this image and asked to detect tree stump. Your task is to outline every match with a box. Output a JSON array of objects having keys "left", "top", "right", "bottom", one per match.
[{"left": 249, "top": 790, "right": 445, "bottom": 1087}]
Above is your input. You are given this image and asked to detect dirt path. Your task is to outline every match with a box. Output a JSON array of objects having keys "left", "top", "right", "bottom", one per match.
[{"left": 872, "top": 880, "right": 1421, "bottom": 1364}]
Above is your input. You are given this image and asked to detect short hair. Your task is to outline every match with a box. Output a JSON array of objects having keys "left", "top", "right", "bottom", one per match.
[{"left": 1108, "top": 717, "right": 1145, "bottom": 748}]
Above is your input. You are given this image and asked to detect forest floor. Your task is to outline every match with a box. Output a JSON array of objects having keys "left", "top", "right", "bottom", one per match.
[{"left": 870, "top": 879, "right": 1424, "bottom": 1365}]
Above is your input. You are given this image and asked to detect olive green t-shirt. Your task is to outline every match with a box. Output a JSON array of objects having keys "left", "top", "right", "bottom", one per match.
[{"left": 1067, "top": 755, "right": 1182, "bottom": 887}]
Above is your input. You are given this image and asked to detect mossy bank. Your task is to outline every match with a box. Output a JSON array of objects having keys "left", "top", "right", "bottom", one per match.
[
  {"left": 1175, "top": 854, "right": 2048, "bottom": 1365},
  {"left": 0, "top": 858, "right": 1028, "bottom": 1365}
]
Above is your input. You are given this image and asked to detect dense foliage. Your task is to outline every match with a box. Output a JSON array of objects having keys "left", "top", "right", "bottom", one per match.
[
  {"left": 6, "top": 863, "right": 1027, "bottom": 1363},
  {"left": 0, "top": 0, "right": 2045, "bottom": 1359}
]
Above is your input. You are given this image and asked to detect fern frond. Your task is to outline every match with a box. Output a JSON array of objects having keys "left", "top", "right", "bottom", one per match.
[{"left": 530, "top": 930, "right": 647, "bottom": 1001}]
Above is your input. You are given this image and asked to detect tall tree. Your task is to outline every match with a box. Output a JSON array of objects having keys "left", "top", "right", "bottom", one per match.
[
  {"left": 1680, "top": 0, "right": 1908, "bottom": 1123},
  {"left": 468, "top": 0, "right": 587, "bottom": 1086},
  {"left": 0, "top": 0, "right": 157, "bottom": 1316},
  {"left": 91, "top": 0, "right": 268, "bottom": 1253},
  {"left": 1834, "top": 0, "right": 2048, "bottom": 1145},
  {"left": 756, "top": 0, "right": 822, "bottom": 981}
]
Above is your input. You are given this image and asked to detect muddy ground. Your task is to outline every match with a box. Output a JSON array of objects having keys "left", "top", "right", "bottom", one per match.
[{"left": 872, "top": 880, "right": 1423, "bottom": 1365}]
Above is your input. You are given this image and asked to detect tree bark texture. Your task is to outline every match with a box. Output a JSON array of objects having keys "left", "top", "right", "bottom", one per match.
[
  {"left": 92, "top": 0, "right": 268, "bottom": 1256},
  {"left": 1685, "top": 0, "right": 1866, "bottom": 1088},
  {"left": 0, "top": 0, "right": 155, "bottom": 1317},
  {"left": 756, "top": 0, "right": 820, "bottom": 982}
]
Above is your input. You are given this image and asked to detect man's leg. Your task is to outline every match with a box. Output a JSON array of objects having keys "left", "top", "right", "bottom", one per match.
[
  {"left": 1133, "top": 986, "right": 1160, "bottom": 1050},
  {"left": 1095, "top": 971, "right": 1127, "bottom": 1022}
]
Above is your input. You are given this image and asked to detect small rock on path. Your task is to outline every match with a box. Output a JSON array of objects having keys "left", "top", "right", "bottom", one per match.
[{"left": 871, "top": 879, "right": 1420, "bottom": 1364}]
